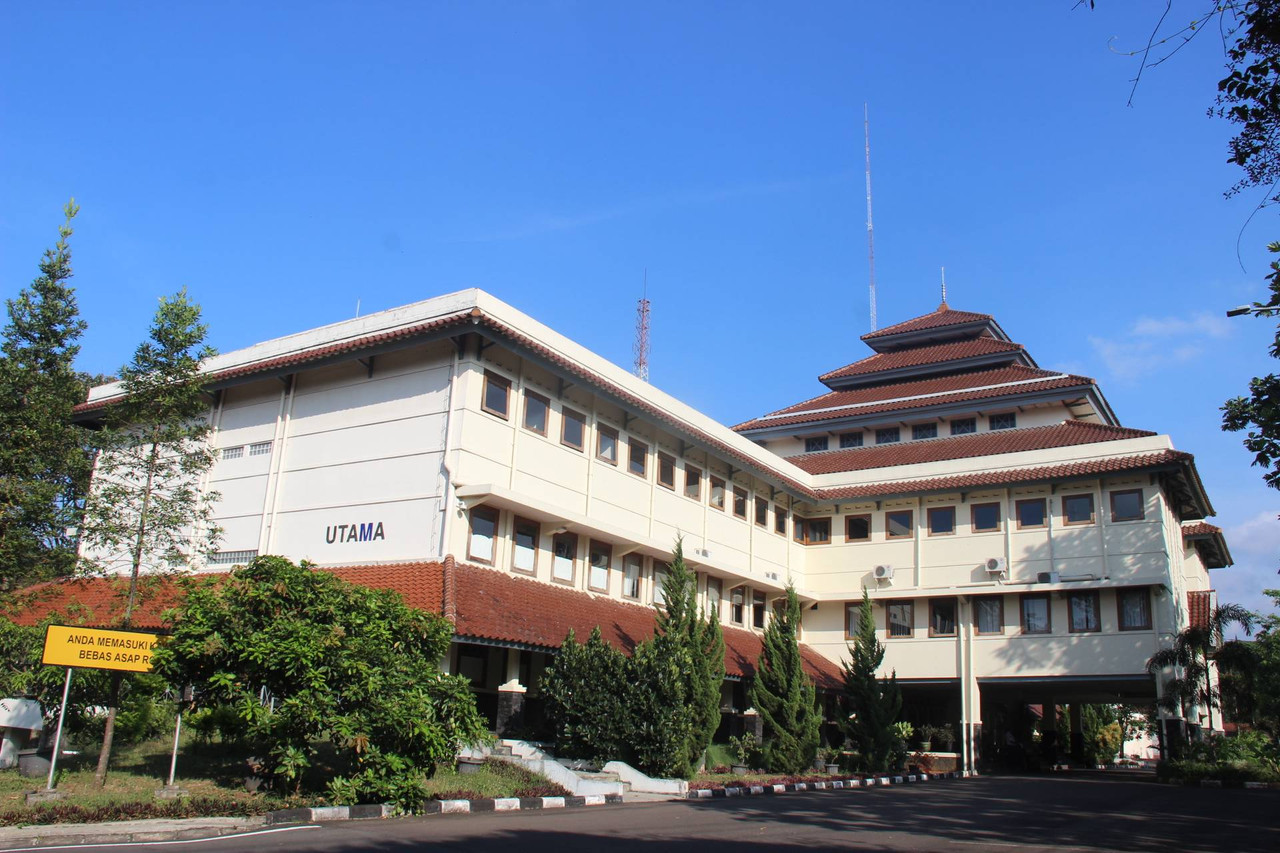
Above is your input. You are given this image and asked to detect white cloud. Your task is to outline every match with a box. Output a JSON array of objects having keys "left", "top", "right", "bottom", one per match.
[
  {"left": 1088, "top": 311, "right": 1234, "bottom": 382},
  {"left": 1217, "top": 510, "right": 1280, "bottom": 619}
]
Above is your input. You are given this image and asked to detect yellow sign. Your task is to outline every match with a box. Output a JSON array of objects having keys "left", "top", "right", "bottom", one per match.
[{"left": 41, "top": 625, "right": 161, "bottom": 673}]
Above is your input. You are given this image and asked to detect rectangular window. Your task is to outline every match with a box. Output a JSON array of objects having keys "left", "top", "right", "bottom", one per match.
[
  {"left": 482, "top": 371, "right": 510, "bottom": 419},
  {"left": 249, "top": 441, "right": 272, "bottom": 456},
  {"left": 845, "top": 603, "right": 861, "bottom": 639},
  {"left": 975, "top": 597, "right": 1004, "bottom": 634},
  {"left": 950, "top": 417, "right": 977, "bottom": 436},
  {"left": 731, "top": 586, "right": 746, "bottom": 625},
  {"left": 774, "top": 506, "right": 788, "bottom": 535},
  {"left": 1021, "top": 594, "right": 1051, "bottom": 634},
  {"left": 989, "top": 412, "right": 1017, "bottom": 430},
  {"left": 707, "top": 577, "right": 722, "bottom": 619},
  {"left": 628, "top": 438, "right": 648, "bottom": 477},
  {"left": 522, "top": 390, "right": 549, "bottom": 435},
  {"left": 1016, "top": 498, "right": 1047, "bottom": 529},
  {"left": 1068, "top": 591, "right": 1101, "bottom": 633},
  {"left": 755, "top": 497, "right": 768, "bottom": 527},
  {"left": 886, "top": 509, "right": 914, "bottom": 539},
  {"left": 753, "top": 590, "right": 766, "bottom": 629},
  {"left": 221, "top": 446, "right": 244, "bottom": 460},
  {"left": 684, "top": 464, "right": 702, "bottom": 500},
  {"left": 846, "top": 514, "right": 871, "bottom": 541},
  {"left": 839, "top": 432, "right": 864, "bottom": 449},
  {"left": 653, "top": 566, "right": 668, "bottom": 605},
  {"left": 875, "top": 427, "right": 901, "bottom": 445},
  {"left": 597, "top": 426, "right": 618, "bottom": 464},
  {"left": 1110, "top": 489, "right": 1144, "bottom": 522},
  {"left": 732, "top": 487, "right": 748, "bottom": 519},
  {"left": 657, "top": 453, "right": 676, "bottom": 490},
  {"left": 209, "top": 549, "right": 257, "bottom": 565},
  {"left": 468, "top": 506, "right": 499, "bottom": 564},
  {"left": 588, "top": 540, "right": 612, "bottom": 592},
  {"left": 927, "top": 506, "right": 956, "bottom": 536},
  {"left": 887, "top": 601, "right": 914, "bottom": 637},
  {"left": 912, "top": 423, "right": 938, "bottom": 441},
  {"left": 552, "top": 532, "right": 577, "bottom": 583},
  {"left": 561, "top": 407, "right": 586, "bottom": 450},
  {"left": 971, "top": 502, "right": 1001, "bottom": 532},
  {"left": 804, "top": 436, "right": 829, "bottom": 453},
  {"left": 929, "top": 599, "right": 957, "bottom": 637},
  {"left": 795, "top": 517, "right": 831, "bottom": 545},
  {"left": 622, "top": 554, "right": 642, "bottom": 600},
  {"left": 1063, "top": 493, "right": 1095, "bottom": 526},
  {"left": 512, "top": 517, "right": 539, "bottom": 574},
  {"left": 710, "top": 476, "right": 726, "bottom": 510},
  {"left": 1118, "top": 588, "right": 1152, "bottom": 631}
]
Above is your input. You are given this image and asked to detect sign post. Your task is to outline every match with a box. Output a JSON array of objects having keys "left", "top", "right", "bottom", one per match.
[{"left": 42, "top": 667, "right": 73, "bottom": 793}]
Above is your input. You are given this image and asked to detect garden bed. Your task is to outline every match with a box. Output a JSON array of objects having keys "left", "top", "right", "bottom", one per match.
[{"left": 689, "top": 769, "right": 865, "bottom": 791}]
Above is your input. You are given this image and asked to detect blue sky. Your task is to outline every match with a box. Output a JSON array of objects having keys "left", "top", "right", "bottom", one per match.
[{"left": 3, "top": 2, "right": 1278, "bottom": 616}]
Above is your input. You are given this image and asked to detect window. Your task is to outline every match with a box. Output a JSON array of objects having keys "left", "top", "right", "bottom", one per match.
[
  {"left": 795, "top": 517, "right": 831, "bottom": 545},
  {"left": 950, "top": 417, "right": 977, "bottom": 436},
  {"left": 249, "top": 441, "right": 272, "bottom": 456},
  {"left": 457, "top": 647, "right": 488, "bottom": 686},
  {"left": 975, "top": 597, "right": 1004, "bottom": 634},
  {"left": 927, "top": 506, "right": 956, "bottom": 536},
  {"left": 845, "top": 603, "right": 861, "bottom": 639},
  {"left": 622, "top": 554, "right": 642, "bottom": 599},
  {"left": 221, "top": 446, "right": 244, "bottom": 460},
  {"left": 875, "top": 427, "right": 901, "bottom": 445},
  {"left": 804, "top": 436, "right": 829, "bottom": 453},
  {"left": 468, "top": 506, "right": 499, "bottom": 564},
  {"left": 522, "top": 390, "right": 549, "bottom": 435},
  {"left": 588, "top": 540, "right": 611, "bottom": 591},
  {"left": 846, "top": 514, "right": 871, "bottom": 541},
  {"left": 628, "top": 438, "right": 648, "bottom": 477},
  {"left": 561, "top": 407, "right": 586, "bottom": 450},
  {"left": 912, "top": 423, "right": 938, "bottom": 441},
  {"left": 706, "top": 577, "right": 722, "bottom": 618},
  {"left": 1020, "top": 594, "right": 1051, "bottom": 634},
  {"left": 1118, "top": 588, "right": 1152, "bottom": 631},
  {"left": 839, "top": 432, "right": 864, "bottom": 449},
  {"left": 1111, "top": 489, "right": 1144, "bottom": 522},
  {"left": 1063, "top": 493, "right": 1095, "bottom": 526},
  {"left": 653, "top": 566, "right": 668, "bottom": 605},
  {"left": 209, "top": 549, "right": 257, "bottom": 565},
  {"left": 552, "top": 532, "right": 577, "bottom": 583},
  {"left": 755, "top": 497, "right": 768, "bottom": 526},
  {"left": 732, "top": 486, "right": 748, "bottom": 519},
  {"left": 657, "top": 453, "right": 676, "bottom": 490},
  {"left": 1068, "top": 591, "right": 1101, "bottom": 633},
  {"left": 887, "top": 601, "right": 913, "bottom": 637},
  {"left": 1016, "top": 498, "right": 1047, "bottom": 529},
  {"left": 774, "top": 506, "right": 788, "bottom": 535},
  {"left": 886, "top": 509, "right": 914, "bottom": 539},
  {"left": 597, "top": 426, "right": 618, "bottom": 464},
  {"left": 710, "top": 476, "right": 726, "bottom": 510},
  {"left": 989, "top": 412, "right": 1017, "bottom": 430},
  {"left": 512, "top": 517, "right": 538, "bottom": 574},
  {"left": 730, "top": 586, "right": 746, "bottom": 625},
  {"left": 971, "top": 502, "right": 1001, "bottom": 532},
  {"left": 753, "top": 590, "right": 766, "bottom": 629},
  {"left": 482, "top": 371, "right": 510, "bottom": 419},
  {"left": 929, "top": 599, "right": 957, "bottom": 637},
  {"left": 684, "top": 465, "right": 702, "bottom": 500}
]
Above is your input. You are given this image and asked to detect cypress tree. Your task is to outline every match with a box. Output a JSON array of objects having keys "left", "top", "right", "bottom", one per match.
[
  {"left": 841, "top": 589, "right": 902, "bottom": 772},
  {"left": 748, "top": 582, "right": 820, "bottom": 774}
]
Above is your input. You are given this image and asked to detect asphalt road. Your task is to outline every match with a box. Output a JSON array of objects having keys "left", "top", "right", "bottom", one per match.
[{"left": 31, "top": 773, "right": 1280, "bottom": 853}]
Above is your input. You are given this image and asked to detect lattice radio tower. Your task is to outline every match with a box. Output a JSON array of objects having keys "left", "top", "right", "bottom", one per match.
[{"left": 634, "top": 270, "right": 651, "bottom": 381}]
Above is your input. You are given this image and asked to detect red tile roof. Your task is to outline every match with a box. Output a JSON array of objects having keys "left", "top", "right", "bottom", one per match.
[
  {"left": 791, "top": 421, "right": 1155, "bottom": 475},
  {"left": 1188, "top": 590, "right": 1212, "bottom": 630},
  {"left": 820, "top": 338, "right": 1025, "bottom": 383},
  {"left": 1181, "top": 522, "right": 1222, "bottom": 537},
  {"left": 5, "top": 575, "right": 190, "bottom": 630},
  {"left": 734, "top": 365, "right": 1093, "bottom": 431},
  {"left": 861, "top": 305, "right": 992, "bottom": 341}
]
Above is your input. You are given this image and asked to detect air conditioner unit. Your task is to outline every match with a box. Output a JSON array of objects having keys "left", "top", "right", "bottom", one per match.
[
  {"left": 873, "top": 564, "right": 894, "bottom": 581},
  {"left": 1037, "top": 570, "right": 1061, "bottom": 585},
  {"left": 984, "top": 557, "right": 1007, "bottom": 575},
  {"left": 694, "top": 548, "right": 711, "bottom": 558},
  {"left": 765, "top": 571, "right": 779, "bottom": 581}
]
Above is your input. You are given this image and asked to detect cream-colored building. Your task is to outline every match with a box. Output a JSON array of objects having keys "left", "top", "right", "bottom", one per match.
[{"left": 71, "top": 289, "right": 1230, "bottom": 772}]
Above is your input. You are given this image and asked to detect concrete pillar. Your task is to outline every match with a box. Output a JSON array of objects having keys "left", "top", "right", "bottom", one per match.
[
  {"left": 496, "top": 650, "right": 526, "bottom": 737},
  {"left": 1041, "top": 698, "right": 1058, "bottom": 766},
  {"left": 743, "top": 707, "right": 763, "bottom": 744}
]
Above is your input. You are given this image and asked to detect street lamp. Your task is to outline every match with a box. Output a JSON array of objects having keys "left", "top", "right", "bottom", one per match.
[{"left": 1226, "top": 304, "right": 1278, "bottom": 317}]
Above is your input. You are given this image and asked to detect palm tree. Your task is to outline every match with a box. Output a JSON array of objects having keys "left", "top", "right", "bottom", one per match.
[{"left": 1148, "top": 603, "right": 1256, "bottom": 737}]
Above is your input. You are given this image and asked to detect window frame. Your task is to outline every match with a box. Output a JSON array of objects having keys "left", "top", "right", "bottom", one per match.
[
  {"left": 911, "top": 423, "right": 938, "bottom": 441},
  {"left": 657, "top": 452, "right": 676, "bottom": 490},
  {"left": 839, "top": 432, "right": 863, "bottom": 449},
  {"left": 1062, "top": 493, "right": 1096, "bottom": 526},
  {"left": 1067, "top": 590, "right": 1102, "bottom": 633},
  {"left": 730, "top": 585, "right": 746, "bottom": 626},
  {"left": 928, "top": 598, "right": 958, "bottom": 637},
  {"left": 560, "top": 407, "right": 586, "bottom": 451},
  {"left": 511, "top": 516, "right": 539, "bottom": 575},
  {"left": 886, "top": 600, "right": 914, "bottom": 638},
  {"left": 481, "top": 370, "right": 511, "bottom": 419},
  {"left": 754, "top": 496, "right": 769, "bottom": 527},
  {"left": 706, "top": 576, "right": 722, "bottom": 619},
  {"left": 1020, "top": 594, "right": 1052, "bottom": 635},
  {"left": 732, "top": 486, "right": 748, "bottom": 519},
  {"left": 794, "top": 516, "right": 832, "bottom": 546},
  {"left": 522, "top": 389, "right": 550, "bottom": 436},
  {"left": 1117, "top": 588, "right": 1153, "bottom": 631},
  {"left": 752, "top": 590, "right": 766, "bottom": 629},
  {"left": 467, "top": 506, "right": 500, "bottom": 565},
  {"left": 653, "top": 566, "right": 669, "bottom": 605},
  {"left": 971, "top": 502, "right": 1002, "bottom": 533},
  {"left": 845, "top": 514, "right": 871, "bottom": 542},
  {"left": 845, "top": 603, "right": 861, "bottom": 639},
  {"left": 596, "top": 425, "right": 619, "bottom": 465},
  {"left": 588, "top": 539, "right": 612, "bottom": 592},
  {"left": 989, "top": 412, "right": 1017, "bottom": 430},
  {"left": 551, "top": 531, "right": 578, "bottom": 584},
  {"left": 804, "top": 436, "right": 830, "bottom": 453},
  {"left": 974, "top": 597, "right": 1005, "bottom": 635},
  {"left": 709, "top": 476, "right": 726, "bottom": 510},
  {"left": 683, "top": 464, "right": 702, "bottom": 501},
  {"left": 927, "top": 506, "right": 957, "bottom": 537},
  {"left": 875, "top": 426, "right": 901, "bottom": 445},
  {"left": 628, "top": 437, "right": 648, "bottom": 478},
  {"left": 774, "top": 505, "right": 788, "bottom": 535},
  {"left": 950, "top": 417, "right": 977, "bottom": 436},
  {"left": 1015, "top": 498, "right": 1047, "bottom": 530},
  {"left": 622, "top": 554, "right": 643, "bottom": 600},
  {"left": 886, "top": 509, "right": 914, "bottom": 539},
  {"left": 1110, "top": 488, "right": 1145, "bottom": 522}
]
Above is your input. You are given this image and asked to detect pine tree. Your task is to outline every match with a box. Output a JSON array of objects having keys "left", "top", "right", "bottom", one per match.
[
  {"left": 78, "top": 287, "right": 221, "bottom": 785},
  {"left": 0, "top": 201, "right": 91, "bottom": 590},
  {"left": 748, "top": 582, "right": 820, "bottom": 774},
  {"left": 841, "top": 589, "right": 902, "bottom": 772}
]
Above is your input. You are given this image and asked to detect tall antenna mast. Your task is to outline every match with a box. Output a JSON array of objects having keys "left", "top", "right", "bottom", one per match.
[
  {"left": 940, "top": 266, "right": 947, "bottom": 306},
  {"left": 634, "top": 270, "right": 651, "bottom": 382},
  {"left": 864, "top": 103, "right": 877, "bottom": 332}
]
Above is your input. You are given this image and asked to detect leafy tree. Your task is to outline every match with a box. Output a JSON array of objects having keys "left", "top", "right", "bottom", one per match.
[
  {"left": 540, "top": 626, "right": 631, "bottom": 764},
  {"left": 748, "top": 583, "right": 820, "bottom": 774},
  {"left": 0, "top": 201, "right": 91, "bottom": 591},
  {"left": 77, "top": 288, "right": 221, "bottom": 785},
  {"left": 1250, "top": 589, "right": 1280, "bottom": 733},
  {"left": 627, "top": 636, "right": 694, "bottom": 778},
  {"left": 1148, "top": 602, "right": 1257, "bottom": 736},
  {"left": 841, "top": 590, "right": 902, "bottom": 772},
  {"left": 152, "top": 555, "right": 487, "bottom": 808}
]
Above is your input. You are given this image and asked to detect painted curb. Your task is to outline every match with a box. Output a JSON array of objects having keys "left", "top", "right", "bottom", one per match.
[
  {"left": 684, "top": 771, "right": 965, "bottom": 800},
  {"left": 0, "top": 821, "right": 266, "bottom": 851},
  {"left": 265, "top": 794, "right": 622, "bottom": 824}
]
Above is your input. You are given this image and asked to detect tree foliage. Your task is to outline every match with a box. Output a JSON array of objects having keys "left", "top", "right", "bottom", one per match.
[
  {"left": 0, "top": 201, "right": 91, "bottom": 591},
  {"left": 1147, "top": 602, "right": 1257, "bottom": 734},
  {"left": 539, "top": 626, "right": 631, "bottom": 764},
  {"left": 841, "top": 590, "right": 902, "bottom": 772},
  {"left": 152, "top": 555, "right": 488, "bottom": 808},
  {"left": 747, "top": 583, "right": 820, "bottom": 774}
]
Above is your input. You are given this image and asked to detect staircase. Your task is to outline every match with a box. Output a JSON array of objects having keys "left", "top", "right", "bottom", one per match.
[{"left": 461, "top": 740, "right": 626, "bottom": 797}]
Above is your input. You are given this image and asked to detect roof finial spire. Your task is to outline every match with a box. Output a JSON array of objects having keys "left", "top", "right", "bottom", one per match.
[{"left": 939, "top": 266, "right": 948, "bottom": 310}]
